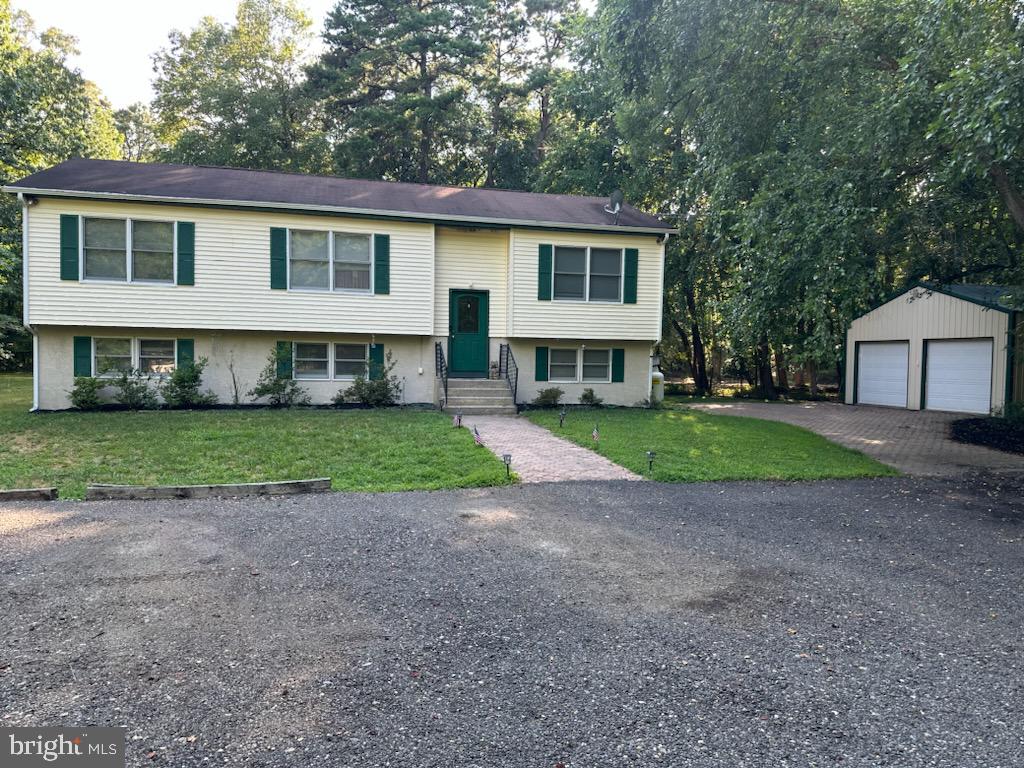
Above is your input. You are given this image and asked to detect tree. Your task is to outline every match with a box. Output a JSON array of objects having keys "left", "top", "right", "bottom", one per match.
[
  {"left": 0, "top": 0, "right": 119, "bottom": 369},
  {"left": 308, "top": 0, "right": 488, "bottom": 185},
  {"left": 115, "top": 103, "right": 161, "bottom": 161},
  {"left": 152, "top": 0, "right": 328, "bottom": 172}
]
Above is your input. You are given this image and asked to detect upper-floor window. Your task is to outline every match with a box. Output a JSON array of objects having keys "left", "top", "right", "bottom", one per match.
[
  {"left": 83, "top": 218, "right": 174, "bottom": 283},
  {"left": 553, "top": 246, "right": 622, "bottom": 302},
  {"left": 288, "top": 229, "right": 372, "bottom": 292}
]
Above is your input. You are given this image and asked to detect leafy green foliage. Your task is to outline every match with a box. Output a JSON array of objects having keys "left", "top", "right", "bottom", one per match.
[
  {"left": 152, "top": 0, "right": 328, "bottom": 171},
  {"left": 67, "top": 376, "right": 104, "bottom": 410},
  {"left": 0, "top": 374, "right": 511, "bottom": 499},
  {"left": 532, "top": 386, "right": 564, "bottom": 406},
  {"left": 578, "top": 387, "right": 603, "bottom": 407},
  {"left": 160, "top": 358, "right": 219, "bottom": 409},
  {"left": 335, "top": 350, "right": 402, "bottom": 407},
  {"left": 0, "top": 1, "right": 120, "bottom": 370},
  {"left": 113, "top": 371, "right": 159, "bottom": 410},
  {"left": 248, "top": 347, "right": 311, "bottom": 407}
]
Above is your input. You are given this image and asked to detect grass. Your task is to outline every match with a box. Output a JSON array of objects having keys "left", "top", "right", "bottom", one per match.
[
  {"left": 0, "top": 374, "right": 512, "bottom": 499},
  {"left": 526, "top": 406, "right": 897, "bottom": 483}
]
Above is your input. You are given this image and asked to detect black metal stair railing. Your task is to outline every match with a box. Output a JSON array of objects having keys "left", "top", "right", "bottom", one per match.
[
  {"left": 435, "top": 341, "right": 449, "bottom": 406},
  {"left": 498, "top": 343, "right": 518, "bottom": 406}
]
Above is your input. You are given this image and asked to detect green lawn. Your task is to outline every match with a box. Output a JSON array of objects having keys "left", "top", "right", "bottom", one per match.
[
  {"left": 0, "top": 374, "right": 511, "bottom": 499},
  {"left": 526, "top": 407, "right": 897, "bottom": 482}
]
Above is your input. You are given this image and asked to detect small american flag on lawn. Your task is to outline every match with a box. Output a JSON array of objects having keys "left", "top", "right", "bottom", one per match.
[
  {"left": 473, "top": 425, "right": 483, "bottom": 445},
  {"left": 592, "top": 423, "right": 600, "bottom": 442}
]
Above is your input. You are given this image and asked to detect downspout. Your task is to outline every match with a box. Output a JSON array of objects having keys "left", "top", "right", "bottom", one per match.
[
  {"left": 1007, "top": 310, "right": 1018, "bottom": 410},
  {"left": 18, "top": 192, "right": 38, "bottom": 411}
]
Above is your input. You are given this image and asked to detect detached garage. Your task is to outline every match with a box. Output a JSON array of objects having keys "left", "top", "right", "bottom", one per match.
[{"left": 845, "top": 283, "right": 1023, "bottom": 415}]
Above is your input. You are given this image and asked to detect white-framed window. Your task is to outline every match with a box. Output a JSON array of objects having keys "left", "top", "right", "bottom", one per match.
[
  {"left": 293, "top": 342, "right": 330, "bottom": 379},
  {"left": 582, "top": 348, "right": 611, "bottom": 382},
  {"left": 82, "top": 217, "right": 176, "bottom": 283},
  {"left": 93, "top": 338, "right": 178, "bottom": 377},
  {"left": 335, "top": 343, "right": 368, "bottom": 378},
  {"left": 288, "top": 229, "right": 373, "bottom": 293},
  {"left": 93, "top": 337, "right": 133, "bottom": 377},
  {"left": 549, "top": 348, "right": 579, "bottom": 382},
  {"left": 552, "top": 245, "right": 623, "bottom": 302},
  {"left": 138, "top": 339, "right": 176, "bottom": 375}
]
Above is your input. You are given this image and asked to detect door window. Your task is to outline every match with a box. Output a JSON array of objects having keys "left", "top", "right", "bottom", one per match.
[{"left": 457, "top": 295, "right": 480, "bottom": 333}]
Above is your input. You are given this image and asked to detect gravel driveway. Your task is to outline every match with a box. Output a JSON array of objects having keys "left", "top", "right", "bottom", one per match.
[{"left": 2, "top": 478, "right": 1023, "bottom": 767}]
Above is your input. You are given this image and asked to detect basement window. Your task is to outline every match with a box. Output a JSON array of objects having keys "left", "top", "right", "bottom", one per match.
[
  {"left": 139, "top": 339, "right": 176, "bottom": 375},
  {"left": 335, "top": 343, "right": 368, "bottom": 378},
  {"left": 94, "top": 337, "right": 133, "bottom": 376},
  {"left": 294, "top": 342, "right": 330, "bottom": 379},
  {"left": 549, "top": 348, "right": 578, "bottom": 382},
  {"left": 582, "top": 348, "right": 611, "bottom": 382}
]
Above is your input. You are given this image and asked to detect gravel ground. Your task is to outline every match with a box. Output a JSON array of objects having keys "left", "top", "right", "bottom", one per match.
[{"left": 2, "top": 476, "right": 1023, "bottom": 767}]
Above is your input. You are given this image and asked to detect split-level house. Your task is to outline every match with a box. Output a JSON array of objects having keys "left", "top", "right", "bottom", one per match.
[{"left": 6, "top": 159, "right": 674, "bottom": 412}]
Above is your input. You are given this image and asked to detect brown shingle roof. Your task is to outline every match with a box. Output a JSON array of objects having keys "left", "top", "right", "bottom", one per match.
[{"left": 6, "top": 158, "right": 674, "bottom": 234}]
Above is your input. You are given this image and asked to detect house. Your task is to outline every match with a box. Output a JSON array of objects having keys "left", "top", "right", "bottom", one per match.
[
  {"left": 844, "top": 282, "right": 1023, "bottom": 415},
  {"left": 5, "top": 159, "right": 674, "bottom": 412}
]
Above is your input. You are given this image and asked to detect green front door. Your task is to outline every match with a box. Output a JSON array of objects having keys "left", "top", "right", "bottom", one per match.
[{"left": 449, "top": 290, "right": 489, "bottom": 377}]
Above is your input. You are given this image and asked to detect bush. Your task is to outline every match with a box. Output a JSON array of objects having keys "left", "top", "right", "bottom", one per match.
[
  {"left": 579, "top": 388, "right": 604, "bottom": 407},
  {"left": 113, "top": 370, "right": 159, "bottom": 410},
  {"left": 334, "top": 350, "right": 401, "bottom": 407},
  {"left": 68, "top": 376, "right": 105, "bottom": 410},
  {"left": 1001, "top": 401, "right": 1024, "bottom": 422},
  {"left": 532, "top": 387, "right": 564, "bottom": 407},
  {"left": 248, "top": 347, "right": 310, "bottom": 407},
  {"left": 160, "top": 357, "right": 218, "bottom": 409}
]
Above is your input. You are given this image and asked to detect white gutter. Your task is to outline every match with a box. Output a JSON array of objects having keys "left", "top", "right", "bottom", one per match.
[
  {"left": 1, "top": 186, "right": 679, "bottom": 236},
  {"left": 18, "top": 192, "right": 38, "bottom": 411}
]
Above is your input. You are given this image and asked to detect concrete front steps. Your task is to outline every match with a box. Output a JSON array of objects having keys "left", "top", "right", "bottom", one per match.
[{"left": 443, "top": 378, "right": 517, "bottom": 416}]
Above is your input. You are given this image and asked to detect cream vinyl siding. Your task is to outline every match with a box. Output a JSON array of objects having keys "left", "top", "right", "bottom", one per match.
[
  {"left": 434, "top": 226, "right": 508, "bottom": 336},
  {"left": 509, "top": 229, "right": 664, "bottom": 340},
  {"left": 27, "top": 198, "right": 434, "bottom": 334},
  {"left": 845, "top": 287, "right": 1010, "bottom": 411}
]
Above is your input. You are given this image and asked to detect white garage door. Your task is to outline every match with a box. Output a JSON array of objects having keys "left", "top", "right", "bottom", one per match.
[
  {"left": 925, "top": 339, "right": 993, "bottom": 414},
  {"left": 857, "top": 342, "right": 909, "bottom": 408}
]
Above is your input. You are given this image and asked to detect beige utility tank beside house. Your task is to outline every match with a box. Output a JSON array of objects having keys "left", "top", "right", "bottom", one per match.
[
  {"left": 6, "top": 159, "right": 675, "bottom": 413},
  {"left": 844, "top": 283, "right": 1023, "bottom": 415}
]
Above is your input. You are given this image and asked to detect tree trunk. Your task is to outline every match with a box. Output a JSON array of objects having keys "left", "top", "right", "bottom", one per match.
[
  {"left": 808, "top": 362, "right": 819, "bottom": 397},
  {"left": 989, "top": 164, "right": 1024, "bottom": 234},
  {"left": 685, "top": 288, "right": 710, "bottom": 395},
  {"left": 535, "top": 88, "right": 551, "bottom": 162},
  {"left": 418, "top": 47, "right": 431, "bottom": 184},
  {"left": 757, "top": 338, "right": 778, "bottom": 400},
  {"left": 774, "top": 350, "right": 788, "bottom": 391}
]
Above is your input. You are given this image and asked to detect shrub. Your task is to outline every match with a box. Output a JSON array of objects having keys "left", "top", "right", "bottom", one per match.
[
  {"left": 334, "top": 350, "right": 401, "bottom": 407},
  {"left": 248, "top": 347, "right": 310, "bottom": 407},
  {"left": 161, "top": 357, "right": 218, "bottom": 409},
  {"left": 113, "top": 370, "right": 159, "bottom": 410},
  {"left": 68, "top": 376, "right": 105, "bottom": 410},
  {"left": 579, "top": 388, "right": 604, "bottom": 407},
  {"left": 532, "top": 387, "right": 564, "bottom": 407},
  {"left": 1001, "top": 401, "right": 1024, "bottom": 422}
]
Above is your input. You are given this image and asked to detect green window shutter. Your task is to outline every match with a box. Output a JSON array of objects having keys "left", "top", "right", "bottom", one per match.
[
  {"left": 623, "top": 248, "right": 639, "bottom": 304},
  {"left": 60, "top": 214, "right": 79, "bottom": 281},
  {"left": 611, "top": 348, "right": 625, "bottom": 382},
  {"left": 276, "top": 341, "right": 293, "bottom": 379},
  {"left": 176, "top": 222, "right": 195, "bottom": 285},
  {"left": 369, "top": 343, "right": 385, "bottom": 379},
  {"left": 270, "top": 227, "right": 287, "bottom": 289},
  {"left": 535, "top": 346, "right": 549, "bottom": 382},
  {"left": 73, "top": 336, "right": 92, "bottom": 377},
  {"left": 176, "top": 338, "right": 194, "bottom": 367},
  {"left": 373, "top": 234, "right": 390, "bottom": 295},
  {"left": 538, "top": 244, "right": 552, "bottom": 301}
]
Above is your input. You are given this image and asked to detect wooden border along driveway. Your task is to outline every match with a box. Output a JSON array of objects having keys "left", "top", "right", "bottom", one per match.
[{"left": 687, "top": 401, "right": 1024, "bottom": 476}]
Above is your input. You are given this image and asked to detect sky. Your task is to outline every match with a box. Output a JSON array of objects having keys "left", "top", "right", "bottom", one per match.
[{"left": 16, "top": 0, "right": 339, "bottom": 109}]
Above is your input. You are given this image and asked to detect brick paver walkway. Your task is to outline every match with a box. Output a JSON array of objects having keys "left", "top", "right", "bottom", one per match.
[
  {"left": 465, "top": 416, "right": 641, "bottom": 483},
  {"left": 688, "top": 401, "right": 1024, "bottom": 476}
]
